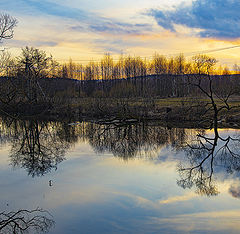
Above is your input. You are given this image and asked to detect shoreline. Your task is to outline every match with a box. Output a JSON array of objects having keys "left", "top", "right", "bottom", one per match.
[{"left": 1, "top": 106, "right": 240, "bottom": 130}]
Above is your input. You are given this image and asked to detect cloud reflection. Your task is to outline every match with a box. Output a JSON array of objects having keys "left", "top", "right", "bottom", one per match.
[
  {"left": 159, "top": 192, "right": 197, "bottom": 204},
  {"left": 149, "top": 210, "right": 240, "bottom": 233},
  {"left": 229, "top": 183, "right": 240, "bottom": 199}
]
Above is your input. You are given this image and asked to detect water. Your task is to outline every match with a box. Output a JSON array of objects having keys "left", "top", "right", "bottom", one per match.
[{"left": 0, "top": 118, "right": 240, "bottom": 233}]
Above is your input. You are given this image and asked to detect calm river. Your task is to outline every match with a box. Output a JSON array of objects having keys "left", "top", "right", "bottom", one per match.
[{"left": 0, "top": 118, "right": 240, "bottom": 233}]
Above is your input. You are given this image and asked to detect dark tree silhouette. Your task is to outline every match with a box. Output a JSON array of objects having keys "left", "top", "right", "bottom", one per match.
[
  {"left": 0, "top": 13, "right": 17, "bottom": 43},
  {"left": 186, "top": 54, "right": 238, "bottom": 128}
]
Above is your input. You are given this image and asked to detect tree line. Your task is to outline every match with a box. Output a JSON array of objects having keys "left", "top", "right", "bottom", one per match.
[
  {"left": 1, "top": 46, "right": 240, "bottom": 118},
  {"left": 1, "top": 48, "right": 238, "bottom": 80}
]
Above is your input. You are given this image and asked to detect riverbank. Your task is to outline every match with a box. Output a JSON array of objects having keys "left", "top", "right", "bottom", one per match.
[
  {"left": 51, "top": 96, "right": 240, "bottom": 128},
  {"left": 1, "top": 96, "right": 240, "bottom": 129}
]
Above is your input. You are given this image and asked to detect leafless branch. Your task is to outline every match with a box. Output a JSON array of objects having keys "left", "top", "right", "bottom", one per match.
[{"left": 0, "top": 14, "right": 17, "bottom": 42}]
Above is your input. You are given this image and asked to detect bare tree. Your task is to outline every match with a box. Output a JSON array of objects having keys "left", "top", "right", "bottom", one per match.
[
  {"left": 16, "top": 46, "right": 53, "bottom": 104},
  {"left": 186, "top": 55, "right": 238, "bottom": 129},
  {"left": 0, "top": 13, "right": 17, "bottom": 43},
  {"left": 0, "top": 51, "right": 16, "bottom": 76}
]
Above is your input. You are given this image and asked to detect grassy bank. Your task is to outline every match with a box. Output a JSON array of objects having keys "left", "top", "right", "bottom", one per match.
[
  {"left": 37, "top": 96, "right": 240, "bottom": 128},
  {"left": 1, "top": 94, "right": 240, "bottom": 129}
]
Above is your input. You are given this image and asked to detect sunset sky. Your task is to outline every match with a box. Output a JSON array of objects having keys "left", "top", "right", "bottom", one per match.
[{"left": 1, "top": 0, "right": 240, "bottom": 66}]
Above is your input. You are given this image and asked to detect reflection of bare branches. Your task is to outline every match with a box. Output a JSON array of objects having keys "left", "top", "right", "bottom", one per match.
[
  {"left": 0, "top": 117, "right": 196, "bottom": 162},
  {"left": 9, "top": 120, "right": 69, "bottom": 177},
  {"left": 86, "top": 122, "right": 190, "bottom": 159},
  {"left": 178, "top": 128, "right": 240, "bottom": 196},
  {"left": 0, "top": 117, "right": 86, "bottom": 176},
  {"left": 0, "top": 118, "right": 74, "bottom": 177},
  {"left": 0, "top": 208, "right": 54, "bottom": 234}
]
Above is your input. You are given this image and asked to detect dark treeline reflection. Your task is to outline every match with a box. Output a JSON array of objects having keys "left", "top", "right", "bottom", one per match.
[
  {"left": 86, "top": 122, "right": 193, "bottom": 158},
  {"left": 0, "top": 117, "right": 196, "bottom": 176},
  {"left": 177, "top": 127, "right": 240, "bottom": 196}
]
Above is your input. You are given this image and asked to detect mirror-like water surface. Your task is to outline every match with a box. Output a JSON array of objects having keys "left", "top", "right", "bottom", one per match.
[{"left": 1, "top": 118, "right": 240, "bottom": 233}]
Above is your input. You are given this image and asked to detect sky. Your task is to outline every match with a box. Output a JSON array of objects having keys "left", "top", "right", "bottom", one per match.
[{"left": 1, "top": 0, "right": 240, "bottom": 66}]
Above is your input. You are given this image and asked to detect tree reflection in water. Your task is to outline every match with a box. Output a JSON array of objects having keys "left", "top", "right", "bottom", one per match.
[
  {"left": 1, "top": 116, "right": 240, "bottom": 196},
  {"left": 0, "top": 207, "right": 54, "bottom": 234},
  {"left": 177, "top": 126, "right": 240, "bottom": 196},
  {"left": 82, "top": 121, "right": 240, "bottom": 197},
  {"left": 86, "top": 122, "right": 188, "bottom": 159},
  {"left": 0, "top": 118, "right": 193, "bottom": 174},
  {"left": 0, "top": 117, "right": 76, "bottom": 177}
]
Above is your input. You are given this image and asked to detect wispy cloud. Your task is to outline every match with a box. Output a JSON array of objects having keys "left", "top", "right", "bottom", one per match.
[
  {"left": 0, "top": 0, "right": 87, "bottom": 19},
  {"left": 89, "top": 22, "right": 152, "bottom": 35},
  {"left": 71, "top": 22, "right": 152, "bottom": 37},
  {"left": 0, "top": 0, "right": 152, "bottom": 36},
  {"left": 92, "top": 39, "right": 128, "bottom": 54},
  {"left": 7, "top": 40, "right": 58, "bottom": 51},
  {"left": 148, "top": 0, "right": 240, "bottom": 39},
  {"left": 159, "top": 192, "right": 197, "bottom": 204}
]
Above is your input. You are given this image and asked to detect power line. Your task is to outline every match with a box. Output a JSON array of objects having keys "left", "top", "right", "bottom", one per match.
[
  {"left": 55, "top": 45, "right": 240, "bottom": 63},
  {"left": 183, "top": 45, "right": 240, "bottom": 57}
]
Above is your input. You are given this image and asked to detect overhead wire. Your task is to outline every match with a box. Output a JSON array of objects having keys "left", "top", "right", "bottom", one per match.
[{"left": 55, "top": 45, "right": 240, "bottom": 63}]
